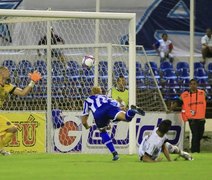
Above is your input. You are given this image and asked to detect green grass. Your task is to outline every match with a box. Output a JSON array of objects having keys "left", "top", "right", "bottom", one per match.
[{"left": 0, "top": 153, "right": 211, "bottom": 180}]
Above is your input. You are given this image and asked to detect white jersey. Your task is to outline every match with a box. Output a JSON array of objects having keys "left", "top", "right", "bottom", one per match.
[
  {"left": 138, "top": 128, "right": 168, "bottom": 160},
  {"left": 158, "top": 39, "right": 172, "bottom": 53},
  {"left": 201, "top": 35, "right": 212, "bottom": 47}
]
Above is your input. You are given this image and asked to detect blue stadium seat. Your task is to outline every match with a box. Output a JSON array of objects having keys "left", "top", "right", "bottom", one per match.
[
  {"left": 136, "top": 79, "right": 146, "bottom": 89},
  {"left": 114, "top": 61, "right": 127, "bottom": 68},
  {"left": 67, "top": 60, "right": 80, "bottom": 69},
  {"left": 197, "top": 79, "right": 211, "bottom": 89},
  {"left": 180, "top": 79, "right": 190, "bottom": 90},
  {"left": 136, "top": 68, "right": 145, "bottom": 79},
  {"left": 160, "top": 61, "right": 173, "bottom": 72},
  {"left": 18, "top": 60, "right": 32, "bottom": 69},
  {"left": 194, "top": 62, "right": 204, "bottom": 70},
  {"left": 178, "top": 68, "right": 190, "bottom": 80},
  {"left": 136, "top": 61, "right": 142, "bottom": 69},
  {"left": 165, "top": 79, "right": 180, "bottom": 89},
  {"left": 163, "top": 88, "right": 179, "bottom": 100},
  {"left": 82, "top": 67, "right": 94, "bottom": 77},
  {"left": 194, "top": 68, "right": 208, "bottom": 79},
  {"left": 163, "top": 69, "right": 177, "bottom": 80},
  {"left": 99, "top": 67, "right": 108, "bottom": 77},
  {"left": 145, "top": 61, "right": 158, "bottom": 70},
  {"left": 146, "top": 69, "right": 160, "bottom": 79},
  {"left": 176, "top": 61, "right": 189, "bottom": 71},
  {"left": 66, "top": 68, "right": 80, "bottom": 77},
  {"left": 208, "top": 63, "right": 212, "bottom": 76},
  {"left": 67, "top": 77, "right": 81, "bottom": 87},
  {"left": 19, "top": 76, "right": 28, "bottom": 88},
  {"left": 2, "top": 60, "right": 16, "bottom": 72},
  {"left": 17, "top": 67, "right": 32, "bottom": 77},
  {"left": 34, "top": 60, "right": 47, "bottom": 68},
  {"left": 99, "top": 61, "right": 108, "bottom": 68},
  {"left": 52, "top": 76, "right": 65, "bottom": 88}
]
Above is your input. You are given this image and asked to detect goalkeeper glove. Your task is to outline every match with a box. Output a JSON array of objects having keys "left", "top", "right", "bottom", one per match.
[{"left": 28, "top": 70, "right": 42, "bottom": 83}]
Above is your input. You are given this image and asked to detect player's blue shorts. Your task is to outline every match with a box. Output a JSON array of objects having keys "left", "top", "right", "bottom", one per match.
[{"left": 93, "top": 103, "right": 121, "bottom": 128}]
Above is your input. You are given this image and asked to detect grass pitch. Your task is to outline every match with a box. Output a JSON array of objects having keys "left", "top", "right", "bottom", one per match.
[{"left": 0, "top": 153, "right": 211, "bottom": 180}]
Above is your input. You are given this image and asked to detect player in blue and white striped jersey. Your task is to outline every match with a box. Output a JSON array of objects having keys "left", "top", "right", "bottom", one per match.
[
  {"left": 138, "top": 120, "right": 193, "bottom": 162},
  {"left": 81, "top": 86, "right": 145, "bottom": 161}
]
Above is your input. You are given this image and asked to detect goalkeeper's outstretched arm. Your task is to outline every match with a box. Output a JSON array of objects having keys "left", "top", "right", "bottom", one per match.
[{"left": 13, "top": 70, "right": 42, "bottom": 96}]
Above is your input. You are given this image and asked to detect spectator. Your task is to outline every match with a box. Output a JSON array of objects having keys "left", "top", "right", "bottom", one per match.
[
  {"left": 153, "top": 33, "right": 174, "bottom": 63},
  {"left": 201, "top": 28, "right": 212, "bottom": 64},
  {"left": 37, "top": 27, "right": 66, "bottom": 63},
  {"left": 170, "top": 79, "right": 206, "bottom": 153}
]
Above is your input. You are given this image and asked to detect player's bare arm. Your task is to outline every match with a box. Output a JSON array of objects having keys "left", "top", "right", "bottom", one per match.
[{"left": 162, "top": 144, "right": 171, "bottom": 161}]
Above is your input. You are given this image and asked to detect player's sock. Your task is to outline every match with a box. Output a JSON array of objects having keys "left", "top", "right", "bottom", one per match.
[
  {"left": 100, "top": 131, "right": 116, "bottom": 153},
  {"left": 125, "top": 109, "right": 136, "bottom": 122}
]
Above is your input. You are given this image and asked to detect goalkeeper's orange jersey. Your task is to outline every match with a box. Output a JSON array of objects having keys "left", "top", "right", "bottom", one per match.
[{"left": 0, "top": 84, "right": 16, "bottom": 108}]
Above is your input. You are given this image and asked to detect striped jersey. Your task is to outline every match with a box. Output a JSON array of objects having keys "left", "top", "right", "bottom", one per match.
[{"left": 82, "top": 94, "right": 119, "bottom": 116}]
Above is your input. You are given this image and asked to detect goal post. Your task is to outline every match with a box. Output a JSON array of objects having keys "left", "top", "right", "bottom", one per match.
[{"left": 0, "top": 10, "right": 137, "bottom": 153}]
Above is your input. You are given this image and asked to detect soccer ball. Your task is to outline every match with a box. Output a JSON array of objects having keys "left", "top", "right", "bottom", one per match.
[{"left": 82, "top": 55, "right": 95, "bottom": 68}]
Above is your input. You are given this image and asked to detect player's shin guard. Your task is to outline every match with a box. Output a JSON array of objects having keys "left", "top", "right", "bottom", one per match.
[
  {"left": 125, "top": 110, "right": 136, "bottom": 122},
  {"left": 100, "top": 131, "right": 116, "bottom": 154}
]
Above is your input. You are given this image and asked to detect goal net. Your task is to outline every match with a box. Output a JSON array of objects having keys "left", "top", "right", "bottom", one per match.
[{"left": 0, "top": 10, "right": 167, "bottom": 154}]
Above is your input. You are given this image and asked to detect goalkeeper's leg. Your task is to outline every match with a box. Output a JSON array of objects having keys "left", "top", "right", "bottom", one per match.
[{"left": 0, "top": 127, "right": 17, "bottom": 155}]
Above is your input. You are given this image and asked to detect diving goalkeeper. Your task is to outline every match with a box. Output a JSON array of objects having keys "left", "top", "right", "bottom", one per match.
[{"left": 0, "top": 66, "right": 42, "bottom": 155}]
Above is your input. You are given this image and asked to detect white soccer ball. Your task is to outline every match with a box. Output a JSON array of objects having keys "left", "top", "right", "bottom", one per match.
[{"left": 82, "top": 55, "right": 95, "bottom": 68}]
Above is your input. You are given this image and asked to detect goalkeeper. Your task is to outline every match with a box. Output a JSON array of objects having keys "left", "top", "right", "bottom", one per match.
[
  {"left": 111, "top": 75, "right": 128, "bottom": 111},
  {"left": 0, "top": 66, "right": 42, "bottom": 155}
]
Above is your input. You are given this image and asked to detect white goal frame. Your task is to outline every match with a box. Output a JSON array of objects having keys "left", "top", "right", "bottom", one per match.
[{"left": 0, "top": 9, "right": 136, "bottom": 154}]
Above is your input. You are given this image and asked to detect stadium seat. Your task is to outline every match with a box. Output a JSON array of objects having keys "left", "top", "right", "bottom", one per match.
[
  {"left": 163, "top": 88, "right": 179, "bottom": 100},
  {"left": 81, "top": 67, "right": 94, "bottom": 77},
  {"left": 18, "top": 60, "right": 32, "bottom": 69},
  {"left": 17, "top": 67, "right": 32, "bottom": 77},
  {"left": 2, "top": 59, "right": 16, "bottom": 72},
  {"left": 194, "top": 62, "right": 204, "bottom": 70},
  {"left": 99, "top": 67, "right": 108, "bottom": 77},
  {"left": 178, "top": 68, "right": 190, "bottom": 80},
  {"left": 136, "top": 61, "right": 142, "bottom": 69},
  {"left": 67, "top": 76, "right": 82, "bottom": 87},
  {"left": 176, "top": 61, "right": 189, "bottom": 71},
  {"left": 146, "top": 69, "right": 160, "bottom": 79},
  {"left": 34, "top": 60, "right": 47, "bottom": 68},
  {"left": 208, "top": 63, "right": 212, "bottom": 77},
  {"left": 163, "top": 69, "right": 177, "bottom": 80},
  {"left": 145, "top": 61, "right": 158, "bottom": 70},
  {"left": 114, "top": 61, "right": 127, "bottom": 69},
  {"left": 197, "top": 79, "right": 211, "bottom": 89},
  {"left": 165, "top": 79, "right": 180, "bottom": 89},
  {"left": 67, "top": 60, "right": 80, "bottom": 69},
  {"left": 99, "top": 61, "right": 108, "bottom": 68},
  {"left": 194, "top": 68, "right": 208, "bottom": 79},
  {"left": 136, "top": 79, "right": 146, "bottom": 89},
  {"left": 160, "top": 61, "right": 173, "bottom": 72},
  {"left": 136, "top": 68, "right": 145, "bottom": 79},
  {"left": 113, "top": 67, "right": 128, "bottom": 77},
  {"left": 52, "top": 76, "right": 65, "bottom": 88},
  {"left": 66, "top": 68, "right": 80, "bottom": 77},
  {"left": 180, "top": 79, "right": 190, "bottom": 90}
]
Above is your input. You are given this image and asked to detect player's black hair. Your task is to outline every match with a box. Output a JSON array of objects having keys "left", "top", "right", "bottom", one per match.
[
  {"left": 117, "top": 74, "right": 125, "bottom": 81},
  {"left": 162, "top": 33, "right": 168, "bottom": 38},
  {"left": 189, "top": 79, "right": 197, "bottom": 84},
  {"left": 158, "top": 119, "right": 172, "bottom": 134}
]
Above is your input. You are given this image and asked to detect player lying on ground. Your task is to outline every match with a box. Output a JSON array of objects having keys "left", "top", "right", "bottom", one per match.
[
  {"left": 81, "top": 86, "right": 145, "bottom": 161},
  {"left": 0, "top": 67, "right": 42, "bottom": 155},
  {"left": 138, "top": 119, "right": 192, "bottom": 162}
]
